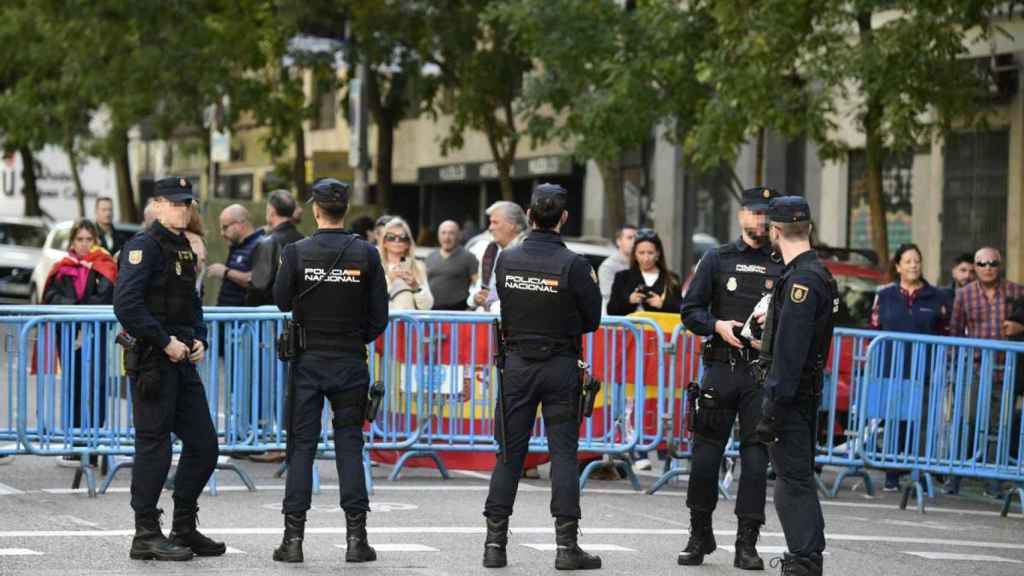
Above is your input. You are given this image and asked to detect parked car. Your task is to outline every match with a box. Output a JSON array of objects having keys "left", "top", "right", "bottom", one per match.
[
  {"left": 30, "top": 220, "right": 141, "bottom": 303},
  {"left": 0, "top": 217, "right": 50, "bottom": 302}
]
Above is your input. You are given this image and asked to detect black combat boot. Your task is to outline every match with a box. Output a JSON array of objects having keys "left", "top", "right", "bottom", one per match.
[
  {"left": 168, "top": 504, "right": 226, "bottom": 557},
  {"left": 677, "top": 511, "right": 716, "bottom": 565},
  {"left": 129, "top": 509, "right": 194, "bottom": 561},
  {"left": 482, "top": 516, "right": 509, "bottom": 568},
  {"left": 734, "top": 519, "right": 765, "bottom": 570},
  {"left": 554, "top": 518, "right": 601, "bottom": 570},
  {"left": 273, "top": 512, "right": 306, "bottom": 563},
  {"left": 344, "top": 511, "right": 377, "bottom": 563},
  {"left": 770, "top": 553, "right": 822, "bottom": 576}
]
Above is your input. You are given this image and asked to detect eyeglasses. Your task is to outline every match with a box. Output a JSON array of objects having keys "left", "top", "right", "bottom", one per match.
[
  {"left": 634, "top": 228, "right": 658, "bottom": 241},
  {"left": 220, "top": 221, "right": 238, "bottom": 232},
  {"left": 384, "top": 234, "right": 410, "bottom": 243},
  {"left": 974, "top": 260, "right": 1000, "bottom": 268}
]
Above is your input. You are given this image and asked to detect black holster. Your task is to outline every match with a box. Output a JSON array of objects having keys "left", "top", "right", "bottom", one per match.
[
  {"left": 365, "top": 381, "right": 385, "bottom": 422},
  {"left": 685, "top": 381, "right": 699, "bottom": 433},
  {"left": 577, "top": 361, "right": 600, "bottom": 425},
  {"left": 277, "top": 320, "right": 304, "bottom": 361},
  {"left": 117, "top": 332, "right": 141, "bottom": 380}
]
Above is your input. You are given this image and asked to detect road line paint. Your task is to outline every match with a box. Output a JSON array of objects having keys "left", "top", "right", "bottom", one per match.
[
  {"left": 0, "top": 548, "right": 42, "bottom": 556},
  {"left": 0, "top": 482, "right": 24, "bottom": 496},
  {"left": 335, "top": 543, "right": 438, "bottom": 552},
  {"left": 225, "top": 546, "right": 246, "bottom": 554},
  {"left": 521, "top": 544, "right": 636, "bottom": 552},
  {"left": 904, "top": 551, "right": 1022, "bottom": 563},
  {"left": 719, "top": 545, "right": 830, "bottom": 555},
  {"left": 58, "top": 516, "right": 98, "bottom": 528},
  {"left": 450, "top": 469, "right": 493, "bottom": 481}
]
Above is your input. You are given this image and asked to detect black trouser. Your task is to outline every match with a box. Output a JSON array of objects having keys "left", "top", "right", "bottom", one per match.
[
  {"left": 282, "top": 352, "right": 369, "bottom": 514},
  {"left": 686, "top": 361, "right": 768, "bottom": 523},
  {"left": 131, "top": 357, "right": 218, "bottom": 514},
  {"left": 485, "top": 353, "right": 580, "bottom": 519},
  {"left": 70, "top": 338, "right": 108, "bottom": 431},
  {"left": 770, "top": 399, "right": 825, "bottom": 556}
]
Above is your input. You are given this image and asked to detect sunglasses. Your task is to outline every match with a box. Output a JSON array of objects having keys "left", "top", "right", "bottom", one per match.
[
  {"left": 634, "top": 228, "right": 658, "bottom": 241},
  {"left": 974, "top": 260, "right": 1000, "bottom": 268},
  {"left": 384, "top": 234, "right": 410, "bottom": 243}
]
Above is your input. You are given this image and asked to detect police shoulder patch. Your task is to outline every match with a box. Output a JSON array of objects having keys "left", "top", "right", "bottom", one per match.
[
  {"left": 128, "top": 250, "right": 143, "bottom": 265},
  {"left": 790, "top": 283, "right": 809, "bottom": 303}
]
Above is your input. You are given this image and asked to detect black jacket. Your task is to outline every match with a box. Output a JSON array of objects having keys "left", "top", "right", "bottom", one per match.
[
  {"left": 44, "top": 268, "right": 114, "bottom": 306},
  {"left": 246, "top": 221, "right": 304, "bottom": 306},
  {"left": 607, "top": 267, "right": 682, "bottom": 316}
]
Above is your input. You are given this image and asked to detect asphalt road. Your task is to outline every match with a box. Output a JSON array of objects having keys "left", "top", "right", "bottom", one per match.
[{"left": 1, "top": 453, "right": 1023, "bottom": 576}]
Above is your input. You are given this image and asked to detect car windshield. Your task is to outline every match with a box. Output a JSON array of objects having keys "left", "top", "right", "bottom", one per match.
[
  {"left": 834, "top": 275, "right": 880, "bottom": 328},
  {"left": 0, "top": 223, "right": 47, "bottom": 248}
]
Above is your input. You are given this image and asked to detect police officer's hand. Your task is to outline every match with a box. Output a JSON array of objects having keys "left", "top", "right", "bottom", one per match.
[
  {"left": 755, "top": 396, "right": 779, "bottom": 445},
  {"left": 189, "top": 340, "right": 205, "bottom": 363},
  {"left": 714, "top": 320, "right": 745, "bottom": 349},
  {"left": 473, "top": 288, "right": 489, "bottom": 306},
  {"left": 207, "top": 263, "right": 228, "bottom": 279},
  {"left": 164, "top": 336, "right": 189, "bottom": 363}
]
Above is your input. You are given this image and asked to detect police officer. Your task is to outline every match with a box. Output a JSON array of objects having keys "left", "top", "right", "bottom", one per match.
[
  {"left": 678, "top": 187, "right": 782, "bottom": 570},
  {"left": 754, "top": 196, "right": 838, "bottom": 576},
  {"left": 113, "top": 177, "right": 225, "bottom": 561},
  {"left": 271, "top": 178, "right": 388, "bottom": 564},
  {"left": 482, "top": 183, "right": 603, "bottom": 571}
]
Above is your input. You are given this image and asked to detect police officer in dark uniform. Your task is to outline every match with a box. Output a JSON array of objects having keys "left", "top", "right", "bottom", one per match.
[
  {"left": 481, "top": 183, "right": 603, "bottom": 571},
  {"left": 678, "top": 187, "right": 783, "bottom": 570},
  {"left": 113, "top": 177, "right": 225, "bottom": 561},
  {"left": 271, "top": 178, "right": 388, "bottom": 564},
  {"left": 754, "top": 196, "right": 838, "bottom": 576}
]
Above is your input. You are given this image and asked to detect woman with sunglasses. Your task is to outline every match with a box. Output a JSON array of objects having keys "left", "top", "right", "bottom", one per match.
[
  {"left": 868, "top": 243, "right": 949, "bottom": 492},
  {"left": 379, "top": 217, "right": 434, "bottom": 310},
  {"left": 606, "top": 228, "right": 682, "bottom": 316}
]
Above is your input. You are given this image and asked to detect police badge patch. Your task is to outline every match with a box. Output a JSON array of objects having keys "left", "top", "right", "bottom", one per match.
[
  {"left": 175, "top": 261, "right": 182, "bottom": 276},
  {"left": 128, "top": 250, "right": 142, "bottom": 265},
  {"left": 726, "top": 277, "right": 738, "bottom": 292},
  {"left": 790, "top": 283, "right": 809, "bottom": 303}
]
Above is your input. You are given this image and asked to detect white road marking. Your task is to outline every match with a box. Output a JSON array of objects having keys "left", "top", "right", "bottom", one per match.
[
  {"left": 56, "top": 516, "right": 98, "bottom": 528},
  {"left": 718, "top": 545, "right": 830, "bottom": 555},
  {"left": 450, "top": 469, "right": 493, "bottom": 481},
  {"left": 335, "top": 543, "right": 438, "bottom": 552},
  {"left": 0, "top": 548, "right": 42, "bottom": 556},
  {"left": 904, "top": 551, "right": 1022, "bottom": 563},
  {"left": 225, "top": 546, "right": 246, "bottom": 554},
  {"left": 0, "top": 527, "right": 1022, "bottom": 553},
  {"left": 521, "top": 544, "right": 636, "bottom": 552},
  {"left": 0, "top": 482, "right": 24, "bottom": 496}
]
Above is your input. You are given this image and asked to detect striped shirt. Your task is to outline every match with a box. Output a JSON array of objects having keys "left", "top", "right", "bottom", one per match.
[{"left": 949, "top": 280, "right": 1024, "bottom": 340}]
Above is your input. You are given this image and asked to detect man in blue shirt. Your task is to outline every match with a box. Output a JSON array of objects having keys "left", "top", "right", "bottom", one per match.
[{"left": 208, "top": 204, "right": 264, "bottom": 307}]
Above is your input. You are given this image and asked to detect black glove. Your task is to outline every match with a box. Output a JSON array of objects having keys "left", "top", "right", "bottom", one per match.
[{"left": 754, "top": 396, "right": 779, "bottom": 445}]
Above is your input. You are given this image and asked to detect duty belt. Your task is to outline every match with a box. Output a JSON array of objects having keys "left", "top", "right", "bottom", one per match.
[
  {"left": 702, "top": 342, "right": 757, "bottom": 364},
  {"left": 505, "top": 339, "right": 576, "bottom": 357}
]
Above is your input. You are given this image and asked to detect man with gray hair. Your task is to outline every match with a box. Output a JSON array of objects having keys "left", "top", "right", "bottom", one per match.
[
  {"left": 468, "top": 201, "right": 528, "bottom": 312},
  {"left": 247, "top": 189, "right": 304, "bottom": 306}
]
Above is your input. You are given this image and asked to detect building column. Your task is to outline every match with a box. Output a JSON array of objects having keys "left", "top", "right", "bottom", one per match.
[{"left": 1008, "top": 72, "right": 1024, "bottom": 282}]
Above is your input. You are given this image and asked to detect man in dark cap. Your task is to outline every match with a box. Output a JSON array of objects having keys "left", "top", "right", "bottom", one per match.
[
  {"left": 482, "top": 183, "right": 603, "bottom": 571},
  {"left": 113, "top": 177, "right": 225, "bottom": 562},
  {"left": 752, "top": 196, "right": 838, "bottom": 576},
  {"left": 677, "top": 186, "right": 783, "bottom": 570},
  {"left": 271, "top": 178, "right": 388, "bottom": 564}
]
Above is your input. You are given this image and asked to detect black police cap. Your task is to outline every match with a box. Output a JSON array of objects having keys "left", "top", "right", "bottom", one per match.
[
  {"left": 768, "top": 196, "right": 811, "bottom": 223},
  {"left": 306, "top": 178, "right": 351, "bottom": 204},
  {"left": 154, "top": 177, "right": 195, "bottom": 203},
  {"left": 741, "top": 186, "right": 779, "bottom": 210},
  {"left": 530, "top": 182, "right": 568, "bottom": 211}
]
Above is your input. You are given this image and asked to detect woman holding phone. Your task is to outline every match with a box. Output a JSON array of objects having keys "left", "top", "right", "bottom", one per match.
[
  {"left": 379, "top": 217, "right": 434, "bottom": 310},
  {"left": 606, "top": 228, "right": 682, "bottom": 316}
]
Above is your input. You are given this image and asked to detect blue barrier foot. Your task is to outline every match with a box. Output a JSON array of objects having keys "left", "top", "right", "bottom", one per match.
[
  {"left": 71, "top": 460, "right": 98, "bottom": 498},
  {"left": 388, "top": 451, "right": 450, "bottom": 482},
  {"left": 99, "top": 458, "right": 133, "bottom": 494},
  {"left": 274, "top": 461, "right": 288, "bottom": 479},
  {"left": 718, "top": 479, "right": 731, "bottom": 500},
  {"left": 647, "top": 468, "right": 687, "bottom": 495},
  {"left": 1000, "top": 484, "right": 1024, "bottom": 518},
  {"left": 815, "top": 473, "right": 830, "bottom": 499},
  {"left": 899, "top": 480, "right": 926, "bottom": 514},
  {"left": 578, "top": 459, "right": 604, "bottom": 491},
  {"left": 215, "top": 461, "right": 256, "bottom": 492},
  {"left": 829, "top": 466, "right": 873, "bottom": 498},
  {"left": 363, "top": 451, "right": 374, "bottom": 496}
]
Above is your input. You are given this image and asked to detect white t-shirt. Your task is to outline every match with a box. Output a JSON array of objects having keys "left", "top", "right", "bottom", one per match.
[{"left": 641, "top": 271, "right": 659, "bottom": 287}]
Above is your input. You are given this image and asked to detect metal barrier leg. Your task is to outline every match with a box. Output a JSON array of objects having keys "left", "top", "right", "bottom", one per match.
[
  {"left": 924, "top": 473, "right": 936, "bottom": 499},
  {"left": 363, "top": 449, "right": 374, "bottom": 496},
  {"left": 99, "top": 458, "right": 133, "bottom": 494},
  {"left": 718, "top": 479, "right": 731, "bottom": 500},
  {"left": 72, "top": 459, "right": 98, "bottom": 498},
  {"left": 215, "top": 461, "right": 256, "bottom": 492},
  {"left": 578, "top": 459, "right": 603, "bottom": 491},
  {"left": 313, "top": 462, "right": 321, "bottom": 495},
  {"left": 815, "top": 472, "right": 830, "bottom": 499},
  {"left": 828, "top": 466, "right": 874, "bottom": 498},
  {"left": 899, "top": 474, "right": 926, "bottom": 514},
  {"left": 647, "top": 467, "right": 688, "bottom": 495},
  {"left": 388, "top": 450, "right": 450, "bottom": 482},
  {"left": 1000, "top": 483, "right": 1023, "bottom": 518},
  {"left": 274, "top": 461, "right": 288, "bottom": 478},
  {"left": 608, "top": 453, "right": 642, "bottom": 492}
]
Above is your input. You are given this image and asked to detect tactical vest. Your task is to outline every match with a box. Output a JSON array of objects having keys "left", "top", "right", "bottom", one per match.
[
  {"left": 292, "top": 234, "right": 367, "bottom": 354},
  {"left": 143, "top": 225, "right": 198, "bottom": 332},
  {"left": 712, "top": 243, "right": 783, "bottom": 324},
  {"left": 498, "top": 243, "right": 579, "bottom": 346},
  {"left": 760, "top": 257, "right": 838, "bottom": 396}
]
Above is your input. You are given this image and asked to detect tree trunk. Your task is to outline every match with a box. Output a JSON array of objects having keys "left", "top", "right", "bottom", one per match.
[
  {"left": 292, "top": 125, "right": 307, "bottom": 201},
  {"left": 375, "top": 111, "right": 394, "bottom": 209},
  {"left": 112, "top": 127, "right": 138, "bottom": 222},
  {"left": 497, "top": 159, "right": 514, "bottom": 201},
  {"left": 754, "top": 127, "right": 766, "bottom": 186},
  {"left": 19, "top": 146, "right": 42, "bottom": 218},
  {"left": 858, "top": 10, "right": 889, "bottom": 267},
  {"left": 65, "top": 126, "right": 86, "bottom": 218},
  {"left": 597, "top": 158, "right": 624, "bottom": 234}
]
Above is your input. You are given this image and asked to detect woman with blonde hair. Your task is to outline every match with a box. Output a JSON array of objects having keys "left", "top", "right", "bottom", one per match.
[{"left": 379, "top": 217, "right": 433, "bottom": 310}]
